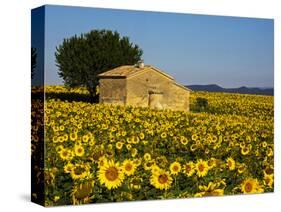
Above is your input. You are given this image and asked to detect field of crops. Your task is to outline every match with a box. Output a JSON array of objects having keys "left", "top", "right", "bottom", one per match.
[{"left": 31, "top": 86, "right": 274, "bottom": 206}]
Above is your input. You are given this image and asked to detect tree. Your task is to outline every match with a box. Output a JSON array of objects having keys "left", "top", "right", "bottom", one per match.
[
  {"left": 195, "top": 97, "right": 208, "bottom": 111},
  {"left": 31, "top": 47, "right": 37, "bottom": 79},
  {"left": 55, "top": 29, "right": 143, "bottom": 100}
]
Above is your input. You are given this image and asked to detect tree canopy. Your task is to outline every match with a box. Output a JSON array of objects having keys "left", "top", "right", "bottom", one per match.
[{"left": 55, "top": 29, "right": 143, "bottom": 100}]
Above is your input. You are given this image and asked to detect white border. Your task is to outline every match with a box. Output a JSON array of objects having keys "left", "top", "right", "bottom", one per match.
[{"left": 0, "top": 0, "right": 280, "bottom": 211}]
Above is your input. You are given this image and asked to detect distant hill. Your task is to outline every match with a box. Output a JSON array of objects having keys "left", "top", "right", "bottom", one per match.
[{"left": 186, "top": 84, "right": 274, "bottom": 96}]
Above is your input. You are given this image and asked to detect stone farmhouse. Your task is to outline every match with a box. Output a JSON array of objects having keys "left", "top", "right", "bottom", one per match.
[{"left": 98, "top": 62, "right": 191, "bottom": 111}]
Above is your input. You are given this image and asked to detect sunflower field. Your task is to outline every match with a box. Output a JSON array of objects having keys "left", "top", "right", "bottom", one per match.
[{"left": 31, "top": 86, "right": 274, "bottom": 206}]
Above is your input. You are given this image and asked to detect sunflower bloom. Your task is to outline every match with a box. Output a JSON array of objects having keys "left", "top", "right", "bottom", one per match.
[
  {"left": 122, "top": 159, "right": 137, "bottom": 176},
  {"left": 226, "top": 157, "right": 236, "bottom": 170},
  {"left": 74, "top": 145, "right": 85, "bottom": 157},
  {"left": 241, "top": 178, "right": 264, "bottom": 194},
  {"left": 195, "top": 159, "right": 209, "bottom": 177},
  {"left": 98, "top": 160, "right": 125, "bottom": 190},
  {"left": 150, "top": 169, "right": 173, "bottom": 190},
  {"left": 183, "top": 161, "right": 195, "bottom": 177},
  {"left": 169, "top": 161, "right": 181, "bottom": 175}
]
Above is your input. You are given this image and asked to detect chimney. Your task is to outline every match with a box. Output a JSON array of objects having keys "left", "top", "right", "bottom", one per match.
[{"left": 137, "top": 60, "right": 144, "bottom": 68}]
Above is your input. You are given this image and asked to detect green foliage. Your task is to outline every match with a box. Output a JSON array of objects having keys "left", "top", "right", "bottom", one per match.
[
  {"left": 55, "top": 29, "right": 143, "bottom": 100},
  {"left": 31, "top": 47, "right": 37, "bottom": 79}
]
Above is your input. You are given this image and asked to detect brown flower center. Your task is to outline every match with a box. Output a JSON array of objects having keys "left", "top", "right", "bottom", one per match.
[
  {"left": 125, "top": 163, "right": 132, "bottom": 171},
  {"left": 185, "top": 165, "right": 191, "bottom": 172},
  {"left": 62, "top": 151, "right": 68, "bottom": 157},
  {"left": 173, "top": 166, "right": 179, "bottom": 172},
  {"left": 105, "top": 167, "right": 119, "bottom": 181},
  {"left": 265, "top": 167, "right": 273, "bottom": 175},
  {"left": 198, "top": 164, "right": 205, "bottom": 172},
  {"left": 158, "top": 174, "right": 168, "bottom": 184},
  {"left": 245, "top": 182, "right": 253, "bottom": 193},
  {"left": 74, "top": 166, "right": 85, "bottom": 175}
]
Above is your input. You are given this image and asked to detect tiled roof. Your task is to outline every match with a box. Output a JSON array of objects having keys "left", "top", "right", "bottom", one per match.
[{"left": 98, "top": 65, "right": 174, "bottom": 80}]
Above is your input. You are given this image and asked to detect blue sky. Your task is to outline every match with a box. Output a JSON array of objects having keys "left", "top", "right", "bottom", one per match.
[{"left": 42, "top": 5, "right": 273, "bottom": 88}]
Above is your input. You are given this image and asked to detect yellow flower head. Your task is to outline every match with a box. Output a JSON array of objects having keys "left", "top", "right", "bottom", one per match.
[
  {"left": 241, "top": 178, "right": 264, "bottom": 194},
  {"left": 195, "top": 159, "right": 209, "bottom": 177},
  {"left": 180, "top": 136, "right": 188, "bottom": 145},
  {"left": 144, "top": 153, "right": 151, "bottom": 161},
  {"left": 169, "top": 161, "right": 181, "bottom": 175},
  {"left": 160, "top": 132, "right": 167, "bottom": 139},
  {"left": 263, "top": 174, "right": 273, "bottom": 188},
  {"left": 226, "top": 157, "right": 236, "bottom": 170},
  {"left": 131, "top": 148, "right": 138, "bottom": 157},
  {"left": 64, "top": 163, "right": 74, "bottom": 173},
  {"left": 71, "top": 180, "right": 94, "bottom": 205},
  {"left": 59, "top": 148, "right": 73, "bottom": 161},
  {"left": 183, "top": 161, "right": 195, "bottom": 177},
  {"left": 70, "top": 163, "right": 90, "bottom": 180},
  {"left": 116, "top": 141, "right": 123, "bottom": 150},
  {"left": 98, "top": 160, "right": 125, "bottom": 190},
  {"left": 241, "top": 147, "right": 250, "bottom": 155},
  {"left": 122, "top": 159, "right": 137, "bottom": 176},
  {"left": 74, "top": 145, "right": 85, "bottom": 157},
  {"left": 150, "top": 169, "right": 172, "bottom": 190},
  {"left": 195, "top": 181, "right": 224, "bottom": 197},
  {"left": 207, "top": 158, "right": 217, "bottom": 169}
]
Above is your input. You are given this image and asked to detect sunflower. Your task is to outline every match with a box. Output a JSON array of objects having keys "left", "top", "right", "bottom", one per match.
[
  {"left": 122, "top": 159, "right": 137, "bottom": 176},
  {"left": 160, "top": 132, "right": 167, "bottom": 139},
  {"left": 126, "top": 144, "right": 132, "bottom": 150},
  {"left": 183, "top": 161, "right": 195, "bottom": 177},
  {"left": 263, "top": 174, "right": 273, "bottom": 188},
  {"left": 207, "top": 158, "right": 217, "bottom": 169},
  {"left": 97, "top": 155, "right": 108, "bottom": 167},
  {"left": 139, "top": 132, "right": 145, "bottom": 140},
  {"left": 264, "top": 166, "right": 274, "bottom": 175},
  {"left": 59, "top": 148, "right": 73, "bottom": 161},
  {"left": 82, "top": 134, "right": 89, "bottom": 143},
  {"left": 70, "top": 163, "right": 90, "bottom": 180},
  {"left": 129, "top": 177, "right": 143, "bottom": 190},
  {"left": 192, "top": 133, "right": 198, "bottom": 141},
  {"left": 144, "top": 153, "right": 151, "bottom": 161},
  {"left": 241, "top": 147, "right": 250, "bottom": 155},
  {"left": 169, "top": 161, "right": 181, "bottom": 175},
  {"left": 144, "top": 160, "right": 155, "bottom": 171},
  {"left": 226, "top": 157, "right": 236, "bottom": 170},
  {"left": 71, "top": 180, "right": 94, "bottom": 205},
  {"left": 151, "top": 164, "right": 161, "bottom": 174},
  {"left": 261, "top": 141, "right": 267, "bottom": 148},
  {"left": 180, "top": 136, "right": 188, "bottom": 145},
  {"left": 150, "top": 169, "right": 172, "bottom": 190},
  {"left": 195, "top": 159, "right": 209, "bottom": 177},
  {"left": 237, "top": 163, "right": 246, "bottom": 174},
  {"left": 52, "top": 136, "right": 59, "bottom": 143},
  {"left": 131, "top": 148, "right": 138, "bottom": 157},
  {"left": 64, "top": 163, "right": 74, "bottom": 173},
  {"left": 190, "top": 144, "right": 197, "bottom": 152},
  {"left": 195, "top": 182, "right": 224, "bottom": 197},
  {"left": 241, "top": 178, "right": 264, "bottom": 194},
  {"left": 74, "top": 145, "right": 85, "bottom": 157},
  {"left": 116, "top": 141, "right": 123, "bottom": 150},
  {"left": 70, "top": 132, "right": 78, "bottom": 141},
  {"left": 134, "top": 158, "right": 142, "bottom": 166},
  {"left": 266, "top": 147, "right": 273, "bottom": 157},
  {"left": 98, "top": 160, "right": 125, "bottom": 190}
]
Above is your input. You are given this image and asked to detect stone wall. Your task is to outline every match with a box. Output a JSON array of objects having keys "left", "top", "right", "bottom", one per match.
[
  {"left": 99, "top": 78, "right": 126, "bottom": 105},
  {"left": 126, "top": 70, "right": 173, "bottom": 108}
]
